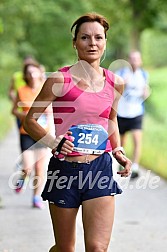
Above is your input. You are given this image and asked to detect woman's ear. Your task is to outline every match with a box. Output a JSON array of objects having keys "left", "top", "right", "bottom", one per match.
[
  {"left": 73, "top": 39, "right": 76, "bottom": 49},
  {"left": 104, "top": 39, "right": 107, "bottom": 50}
]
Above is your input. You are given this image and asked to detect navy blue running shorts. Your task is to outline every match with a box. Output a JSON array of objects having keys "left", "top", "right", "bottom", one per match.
[
  {"left": 20, "top": 134, "right": 46, "bottom": 152},
  {"left": 41, "top": 152, "right": 122, "bottom": 208},
  {"left": 117, "top": 115, "right": 143, "bottom": 135}
]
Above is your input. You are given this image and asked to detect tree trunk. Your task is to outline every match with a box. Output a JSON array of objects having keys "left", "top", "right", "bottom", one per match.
[{"left": 130, "top": 27, "right": 141, "bottom": 51}]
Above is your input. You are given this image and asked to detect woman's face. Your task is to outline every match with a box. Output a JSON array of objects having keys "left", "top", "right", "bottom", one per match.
[
  {"left": 26, "top": 65, "right": 41, "bottom": 84},
  {"left": 74, "top": 22, "right": 106, "bottom": 64},
  {"left": 129, "top": 52, "right": 142, "bottom": 70}
]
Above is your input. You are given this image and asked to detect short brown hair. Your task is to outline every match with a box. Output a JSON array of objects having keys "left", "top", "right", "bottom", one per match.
[{"left": 71, "top": 13, "right": 109, "bottom": 41}]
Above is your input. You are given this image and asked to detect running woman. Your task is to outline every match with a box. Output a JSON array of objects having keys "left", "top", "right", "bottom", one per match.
[
  {"left": 12, "top": 62, "right": 50, "bottom": 209},
  {"left": 24, "top": 13, "right": 131, "bottom": 252}
]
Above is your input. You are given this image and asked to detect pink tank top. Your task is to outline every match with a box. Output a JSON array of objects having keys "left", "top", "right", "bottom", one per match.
[{"left": 52, "top": 65, "right": 115, "bottom": 154}]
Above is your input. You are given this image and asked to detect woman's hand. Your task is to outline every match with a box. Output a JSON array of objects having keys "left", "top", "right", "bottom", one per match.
[
  {"left": 52, "top": 132, "right": 74, "bottom": 156},
  {"left": 114, "top": 151, "right": 132, "bottom": 177}
]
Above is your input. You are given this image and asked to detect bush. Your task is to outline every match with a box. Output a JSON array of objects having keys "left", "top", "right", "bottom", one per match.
[
  {"left": 0, "top": 97, "right": 14, "bottom": 141},
  {"left": 141, "top": 29, "right": 167, "bottom": 67}
]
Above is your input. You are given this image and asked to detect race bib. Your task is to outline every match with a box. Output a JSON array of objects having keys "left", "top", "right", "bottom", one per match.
[{"left": 69, "top": 124, "right": 108, "bottom": 154}]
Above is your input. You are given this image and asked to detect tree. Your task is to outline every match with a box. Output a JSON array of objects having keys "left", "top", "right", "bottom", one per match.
[
  {"left": 128, "top": 0, "right": 161, "bottom": 50},
  {"left": 0, "top": 0, "right": 92, "bottom": 95},
  {"left": 1, "top": 0, "right": 167, "bottom": 95}
]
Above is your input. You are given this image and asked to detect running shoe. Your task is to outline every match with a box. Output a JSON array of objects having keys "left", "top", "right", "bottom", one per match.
[
  {"left": 33, "top": 196, "right": 44, "bottom": 209},
  {"left": 131, "top": 171, "right": 139, "bottom": 179},
  {"left": 130, "top": 163, "right": 139, "bottom": 179},
  {"left": 15, "top": 175, "right": 28, "bottom": 193}
]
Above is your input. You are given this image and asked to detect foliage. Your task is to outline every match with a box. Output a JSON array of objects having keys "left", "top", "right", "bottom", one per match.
[
  {"left": 1, "top": 0, "right": 167, "bottom": 77},
  {"left": 0, "top": 0, "right": 93, "bottom": 97},
  {"left": 141, "top": 29, "right": 167, "bottom": 67},
  {"left": 0, "top": 97, "right": 14, "bottom": 141},
  {"left": 90, "top": 0, "right": 166, "bottom": 50},
  {"left": 0, "top": 0, "right": 92, "bottom": 70},
  {"left": 145, "top": 67, "right": 167, "bottom": 123},
  {"left": 142, "top": 115, "right": 167, "bottom": 179}
]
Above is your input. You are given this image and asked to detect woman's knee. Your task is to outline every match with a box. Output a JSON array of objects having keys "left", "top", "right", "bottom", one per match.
[
  {"left": 86, "top": 240, "right": 108, "bottom": 252},
  {"left": 49, "top": 244, "right": 75, "bottom": 252},
  {"left": 49, "top": 245, "right": 57, "bottom": 252}
]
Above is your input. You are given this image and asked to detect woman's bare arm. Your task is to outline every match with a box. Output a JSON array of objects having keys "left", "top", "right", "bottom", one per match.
[
  {"left": 108, "top": 74, "right": 124, "bottom": 149},
  {"left": 12, "top": 93, "right": 27, "bottom": 122},
  {"left": 108, "top": 74, "right": 132, "bottom": 176}
]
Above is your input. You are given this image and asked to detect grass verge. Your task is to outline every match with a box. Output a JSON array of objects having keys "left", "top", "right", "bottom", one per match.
[{"left": 0, "top": 97, "right": 14, "bottom": 141}]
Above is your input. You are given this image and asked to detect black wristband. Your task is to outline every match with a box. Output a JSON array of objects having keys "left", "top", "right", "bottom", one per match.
[{"left": 56, "top": 137, "right": 67, "bottom": 153}]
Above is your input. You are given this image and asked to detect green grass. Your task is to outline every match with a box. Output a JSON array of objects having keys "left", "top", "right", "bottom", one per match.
[
  {"left": 142, "top": 115, "right": 167, "bottom": 178},
  {"left": 146, "top": 67, "right": 167, "bottom": 123},
  {"left": 0, "top": 97, "right": 14, "bottom": 141}
]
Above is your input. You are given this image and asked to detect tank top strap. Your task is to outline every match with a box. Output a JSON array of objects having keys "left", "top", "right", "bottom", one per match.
[
  {"left": 58, "top": 66, "right": 71, "bottom": 85},
  {"left": 103, "top": 68, "right": 115, "bottom": 88}
]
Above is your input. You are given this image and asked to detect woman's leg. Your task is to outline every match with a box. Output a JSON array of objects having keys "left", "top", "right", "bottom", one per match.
[
  {"left": 49, "top": 245, "right": 57, "bottom": 252},
  {"left": 120, "top": 133, "right": 127, "bottom": 147},
  {"left": 20, "top": 135, "right": 35, "bottom": 177},
  {"left": 131, "top": 129, "right": 142, "bottom": 164},
  {"left": 14, "top": 149, "right": 34, "bottom": 193},
  {"left": 22, "top": 149, "right": 34, "bottom": 176},
  {"left": 49, "top": 203, "right": 79, "bottom": 252},
  {"left": 82, "top": 196, "right": 115, "bottom": 252}
]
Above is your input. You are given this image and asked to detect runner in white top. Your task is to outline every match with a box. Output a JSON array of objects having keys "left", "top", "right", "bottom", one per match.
[{"left": 116, "top": 51, "right": 150, "bottom": 178}]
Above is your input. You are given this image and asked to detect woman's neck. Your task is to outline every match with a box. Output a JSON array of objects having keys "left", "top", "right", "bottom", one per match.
[
  {"left": 76, "top": 60, "right": 103, "bottom": 81},
  {"left": 70, "top": 60, "right": 105, "bottom": 92},
  {"left": 78, "top": 59, "right": 101, "bottom": 74}
]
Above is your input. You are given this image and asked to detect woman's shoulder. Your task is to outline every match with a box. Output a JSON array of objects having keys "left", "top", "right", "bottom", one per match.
[
  {"left": 103, "top": 68, "right": 114, "bottom": 78},
  {"left": 103, "top": 68, "right": 124, "bottom": 95},
  {"left": 47, "top": 65, "right": 71, "bottom": 82},
  {"left": 103, "top": 68, "right": 124, "bottom": 88},
  {"left": 43, "top": 66, "right": 71, "bottom": 98},
  {"left": 58, "top": 65, "right": 71, "bottom": 73},
  {"left": 46, "top": 70, "right": 65, "bottom": 84}
]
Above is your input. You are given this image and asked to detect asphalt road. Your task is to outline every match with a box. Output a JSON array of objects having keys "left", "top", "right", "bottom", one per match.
[{"left": 0, "top": 126, "right": 167, "bottom": 252}]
